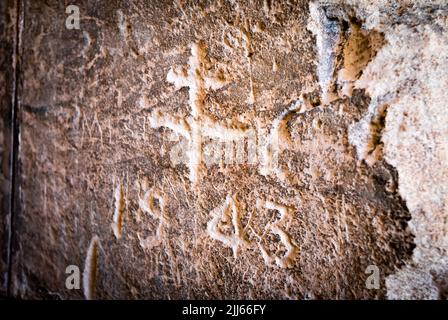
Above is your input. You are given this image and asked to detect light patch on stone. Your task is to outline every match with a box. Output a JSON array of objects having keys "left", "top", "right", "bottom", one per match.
[
  {"left": 349, "top": 101, "right": 389, "bottom": 166},
  {"left": 149, "top": 42, "right": 250, "bottom": 184},
  {"left": 111, "top": 180, "right": 126, "bottom": 239},
  {"left": 337, "top": 24, "right": 384, "bottom": 97},
  {"left": 307, "top": 2, "right": 341, "bottom": 104}
]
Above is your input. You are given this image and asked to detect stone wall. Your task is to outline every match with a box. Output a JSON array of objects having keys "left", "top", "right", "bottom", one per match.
[{"left": 0, "top": 0, "right": 446, "bottom": 299}]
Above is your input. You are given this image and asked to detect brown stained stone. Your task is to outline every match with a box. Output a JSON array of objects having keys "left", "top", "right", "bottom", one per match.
[
  {"left": 0, "top": 0, "right": 18, "bottom": 296},
  {"left": 0, "top": 0, "right": 446, "bottom": 299}
]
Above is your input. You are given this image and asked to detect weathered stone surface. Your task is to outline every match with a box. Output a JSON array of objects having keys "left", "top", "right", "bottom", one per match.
[{"left": 1, "top": 0, "right": 447, "bottom": 299}]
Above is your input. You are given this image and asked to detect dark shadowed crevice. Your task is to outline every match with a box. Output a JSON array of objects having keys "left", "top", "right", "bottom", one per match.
[{"left": 7, "top": 0, "right": 23, "bottom": 298}]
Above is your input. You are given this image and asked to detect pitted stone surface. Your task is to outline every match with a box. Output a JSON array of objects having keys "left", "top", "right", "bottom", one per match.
[{"left": 0, "top": 0, "right": 446, "bottom": 299}]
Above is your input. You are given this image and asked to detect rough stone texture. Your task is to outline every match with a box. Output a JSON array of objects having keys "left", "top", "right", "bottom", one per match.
[
  {"left": 0, "top": 0, "right": 447, "bottom": 299},
  {"left": 314, "top": 0, "right": 448, "bottom": 299}
]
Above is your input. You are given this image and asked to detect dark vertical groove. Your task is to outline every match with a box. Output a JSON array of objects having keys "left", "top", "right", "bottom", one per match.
[{"left": 7, "top": 0, "right": 23, "bottom": 298}]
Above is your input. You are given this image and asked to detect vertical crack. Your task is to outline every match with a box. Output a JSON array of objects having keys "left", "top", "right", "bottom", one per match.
[{"left": 7, "top": 0, "right": 23, "bottom": 298}]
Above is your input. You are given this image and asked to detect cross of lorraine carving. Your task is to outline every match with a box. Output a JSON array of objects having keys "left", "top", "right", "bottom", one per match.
[{"left": 149, "top": 41, "right": 251, "bottom": 184}]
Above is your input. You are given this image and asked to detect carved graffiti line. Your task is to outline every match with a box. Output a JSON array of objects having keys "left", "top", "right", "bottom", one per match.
[
  {"left": 207, "top": 195, "right": 249, "bottom": 258},
  {"left": 207, "top": 196, "right": 299, "bottom": 268}
]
